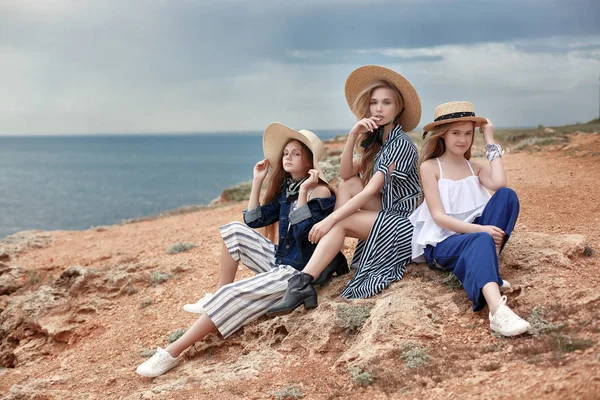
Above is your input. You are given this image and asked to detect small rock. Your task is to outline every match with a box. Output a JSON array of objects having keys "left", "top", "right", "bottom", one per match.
[{"left": 0, "top": 250, "right": 10, "bottom": 262}]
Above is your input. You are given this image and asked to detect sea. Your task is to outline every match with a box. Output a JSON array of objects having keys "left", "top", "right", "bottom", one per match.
[{"left": 0, "top": 131, "right": 344, "bottom": 239}]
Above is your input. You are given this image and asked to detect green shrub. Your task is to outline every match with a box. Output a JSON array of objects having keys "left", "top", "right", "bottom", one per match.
[
  {"left": 167, "top": 328, "right": 187, "bottom": 344},
  {"left": 513, "top": 136, "right": 568, "bottom": 151},
  {"left": 335, "top": 304, "right": 371, "bottom": 334},
  {"left": 139, "top": 349, "right": 157, "bottom": 358},
  {"left": 443, "top": 272, "right": 462, "bottom": 289},
  {"left": 166, "top": 242, "right": 197, "bottom": 254},
  {"left": 140, "top": 298, "right": 153, "bottom": 308},
  {"left": 400, "top": 342, "right": 429, "bottom": 369},
  {"left": 149, "top": 271, "right": 171, "bottom": 286},
  {"left": 527, "top": 306, "right": 562, "bottom": 336},
  {"left": 272, "top": 386, "right": 304, "bottom": 400},
  {"left": 221, "top": 181, "right": 253, "bottom": 202},
  {"left": 349, "top": 366, "right": 374, "bottom": 386}
]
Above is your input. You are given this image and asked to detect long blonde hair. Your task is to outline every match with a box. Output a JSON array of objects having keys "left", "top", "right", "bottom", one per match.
[
  {"left": 351, "top": 80, "right": 404, "bottom": 186},
  {"left": 261, "top": 139, "right": 331, "bottom": 243},
  {"left": 418, "top": 121, "right": 475, "bottom": 168}
]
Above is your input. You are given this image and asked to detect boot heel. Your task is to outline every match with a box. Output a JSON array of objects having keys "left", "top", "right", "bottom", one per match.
[
  {"left": 303, "top": 296, "right": 318, "bottom": 309},
  {"left": 335, "top": 262, "right": 349, "bottom": 276}
]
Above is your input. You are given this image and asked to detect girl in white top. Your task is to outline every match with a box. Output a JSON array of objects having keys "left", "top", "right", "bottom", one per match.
[{"left": 409, "top": 101, "right": 531, "bottom": 337}]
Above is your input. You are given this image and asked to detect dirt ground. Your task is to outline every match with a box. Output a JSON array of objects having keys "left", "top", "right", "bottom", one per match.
[{"left": 1, "top": 132, "right": 599, "bottom": 400}]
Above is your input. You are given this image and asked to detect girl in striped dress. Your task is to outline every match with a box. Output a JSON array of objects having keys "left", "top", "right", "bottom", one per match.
[
  {"left": 267, "top": 65, "right": 422, "bottom": 315},
  {"left": 136, "top": 123, "right": 338, "bottom": 377}
]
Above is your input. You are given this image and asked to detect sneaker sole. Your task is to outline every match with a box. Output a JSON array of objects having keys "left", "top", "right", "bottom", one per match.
[
  {"left": 490, "top": 325, "right": 530, "bottom": 337},
  {"left": 136, "top": 361, "right": 179, "bottom": 378}
]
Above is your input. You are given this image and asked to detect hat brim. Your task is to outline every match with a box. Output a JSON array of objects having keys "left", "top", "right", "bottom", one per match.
[
  {"left": 344, "top": 65, "right": 422, "bottom": 132},
  {"left": 263, "top": 122, "right": 328, "bottom": 183},
  {"left": 422, "top": 116, "right": 488, "bottom": 133}
]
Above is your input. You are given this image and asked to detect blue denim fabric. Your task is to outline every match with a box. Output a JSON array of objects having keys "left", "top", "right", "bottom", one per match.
[
  {"left": 243, "top": 190, "right": 335, "bottom": 271},
  {"left": 423, "top": 188, "right": 520, "bottom": 311}
]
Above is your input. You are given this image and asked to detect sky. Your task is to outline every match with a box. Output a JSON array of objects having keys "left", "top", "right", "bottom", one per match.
[{"left": 1, "top": 0, "right": 599, "bottom": 135}]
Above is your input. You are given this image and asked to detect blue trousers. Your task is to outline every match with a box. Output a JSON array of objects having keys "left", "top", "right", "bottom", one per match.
[{"left": 423, "top": 188, "right": 520, "bottom": 311}]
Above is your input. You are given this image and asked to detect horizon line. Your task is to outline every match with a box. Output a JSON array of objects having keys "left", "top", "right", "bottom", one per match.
[{"left": 0, "top": 125, "right": 546, "bottom": 137}]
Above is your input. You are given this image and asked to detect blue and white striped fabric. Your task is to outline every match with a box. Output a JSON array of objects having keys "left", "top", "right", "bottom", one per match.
[{"left": 341, "top": 125, "right": 421, "bottom": 299}]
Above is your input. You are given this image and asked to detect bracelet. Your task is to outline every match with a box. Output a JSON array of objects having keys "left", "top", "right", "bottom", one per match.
[{"left": 486, "top": 143, "right": 504, "bottom": 162}]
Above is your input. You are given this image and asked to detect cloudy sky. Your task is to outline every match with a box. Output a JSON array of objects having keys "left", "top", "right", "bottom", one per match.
[{"left": 1, "top": 0, "right": 599, "bottom": 134}]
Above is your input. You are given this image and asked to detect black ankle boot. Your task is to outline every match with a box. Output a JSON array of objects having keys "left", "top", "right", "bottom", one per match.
[
  {"left": 266, "top": 272, "right": 317, "bottom": 316},
  {"left": 313, "top": 252, "right": 350, "bottom": 286}
]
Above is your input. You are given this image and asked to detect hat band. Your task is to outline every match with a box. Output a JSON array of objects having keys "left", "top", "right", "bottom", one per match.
[
  {"left": 422, "top": 111, "right": 477, "bottom": 139},
  {"left": 434, "top": 111, "right": 476, "bottom": 122}
]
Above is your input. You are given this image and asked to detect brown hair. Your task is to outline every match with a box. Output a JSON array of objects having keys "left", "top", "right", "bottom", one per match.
[
  {"left": 261, "top": 139, "right": 331, "bottom": 243},
  {"left": 351, "top": 80, "right": 404, "bottom": 186}
]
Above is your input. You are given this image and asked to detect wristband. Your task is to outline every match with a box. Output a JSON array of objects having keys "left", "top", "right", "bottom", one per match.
[{"left": 486, "top": 143, "right": 504, "bottom": 162}]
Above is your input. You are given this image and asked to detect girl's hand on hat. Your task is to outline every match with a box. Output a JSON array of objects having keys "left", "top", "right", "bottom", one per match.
[
  {"left": 253, "top": 159, "right": 269, "bottom": 181},
  {"left": 308, "top": 217, "right": 335, "bottom": 244},
  {"left": 350, "top": 117, "right": 381, "bottom": 136},
  {"left": 479, "top": 118, "right": 495, "bottom": 144},
  {"left": 300, "top": 169, "right": 320, "bottom": 193},
  {"left": 480, "top": 225, "right": 505, "bottom": 246}
]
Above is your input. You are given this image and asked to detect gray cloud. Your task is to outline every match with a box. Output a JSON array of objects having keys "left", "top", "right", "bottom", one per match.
[{"left": 0, "top": 0, "right": 599, "bottom": 134}]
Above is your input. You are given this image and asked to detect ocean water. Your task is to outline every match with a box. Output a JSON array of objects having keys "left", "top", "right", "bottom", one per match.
[{"left": 0, "top": 131, "right": 343, "bottom": 239}]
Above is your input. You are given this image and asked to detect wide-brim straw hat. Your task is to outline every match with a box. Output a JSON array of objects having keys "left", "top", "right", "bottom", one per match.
[
  {"left": 344, "top": 65, "right": 422, "bottom": 132},
  {"left": 263, "top": 122, "right": 327, "bottom": 182},
  {"left": 422, "top": 101, "right": 487, "bottom": 134}
]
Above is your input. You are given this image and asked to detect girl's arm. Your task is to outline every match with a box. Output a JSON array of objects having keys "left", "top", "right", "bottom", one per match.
[
  {"left": 340, "top": 117, "right": 382, "bottom": 180},
  {"left": 474, "top": 119, "right": 507, "bottom": 191},
  {"left": 247, "top": 159, "right": 268, "bottom": 210},
  {"left": 289, "top": 184, "right": 334, "bottom": 240},
  {"left": 290, "top": 169, "right": 332, "bottom": 233},
  {"left": 243, "top": 159, "right": 281, "bottom": 228},
  {"left": 473, "top": 157, "right": 506, "bottom": 192},
  {"left": 421, "top": 161, "right": 504, "bottom": 243}
]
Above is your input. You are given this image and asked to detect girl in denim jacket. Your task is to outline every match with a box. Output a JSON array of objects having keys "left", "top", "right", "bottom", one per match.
[{"left": 136, "top": 123, "right": 342, "bottom": 377}]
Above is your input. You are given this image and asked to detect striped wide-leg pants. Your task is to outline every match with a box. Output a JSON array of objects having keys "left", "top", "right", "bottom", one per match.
[{"left": 203, "top": 222, "right": 300, "bottom": 338}]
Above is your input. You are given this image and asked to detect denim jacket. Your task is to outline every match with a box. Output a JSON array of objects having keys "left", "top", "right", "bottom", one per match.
[{"left": 243, "top": 190, "right": 336, "bottom": 271}]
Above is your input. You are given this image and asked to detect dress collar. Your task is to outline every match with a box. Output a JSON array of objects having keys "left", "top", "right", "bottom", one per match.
[{"left": 382, "top": 124, "right": 403, "bottom": 147}]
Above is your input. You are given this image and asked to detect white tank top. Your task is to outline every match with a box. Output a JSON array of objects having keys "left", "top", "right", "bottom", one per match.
[{"left": 409, "top": 158, "right": 491, "bottom": 262}]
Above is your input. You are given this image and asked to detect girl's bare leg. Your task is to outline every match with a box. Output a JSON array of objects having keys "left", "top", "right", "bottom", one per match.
[
  {"left": 302, "top": 211, "right": 379, "bottom": 279},
  {"left": 335, "top": 177, "right": 382, "bottom": 212},
  {"left": 216, "top": 241, "right": 239, "bottom": 289},
  {"left": 165, "top": 314, "right": 217, "bottom": 357},
  {"left": 482, "top": 282, "right": 502, "bottom": 314}
]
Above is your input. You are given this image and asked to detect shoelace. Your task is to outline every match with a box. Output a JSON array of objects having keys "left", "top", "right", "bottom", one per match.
[
  {"left": 150, "top": 349, "right": 170, "bottom": 367},
  {"left": 494, "top": 296, "right": 523, "bottom": 324}
]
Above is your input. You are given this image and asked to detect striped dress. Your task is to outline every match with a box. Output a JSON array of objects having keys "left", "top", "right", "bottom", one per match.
[{"left": 341, "top": 124, "right": 421, "bottom": 298}]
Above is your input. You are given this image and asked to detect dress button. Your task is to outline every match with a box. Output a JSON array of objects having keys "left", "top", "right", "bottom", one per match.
[{"left": 285, "top": 245, "right": 290, "bottom": 249}]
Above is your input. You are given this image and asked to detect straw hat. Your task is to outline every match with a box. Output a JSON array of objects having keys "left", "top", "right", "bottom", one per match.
[
  {"left": 422, "top": 101, "right": 487, "bottom": 135},
  {"left": 344, "top": 65, "right": 422, "bottom": 132},
  {"left": 263, "top": 122, "right": 327, "bottom": 182}
]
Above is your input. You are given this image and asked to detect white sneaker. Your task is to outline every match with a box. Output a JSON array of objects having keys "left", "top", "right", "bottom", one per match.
[
  {"left": 183, "top": 292, "right": 213, "bottom": 314},
  {"left": 500, "top": 280, "right": 511, "bottom": 293},
  {"left": 489, "top": 296, "right": 531, "bottom": 337},
  {"left": 136, "top": 347, "right": 179, "bottom": 377}
]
